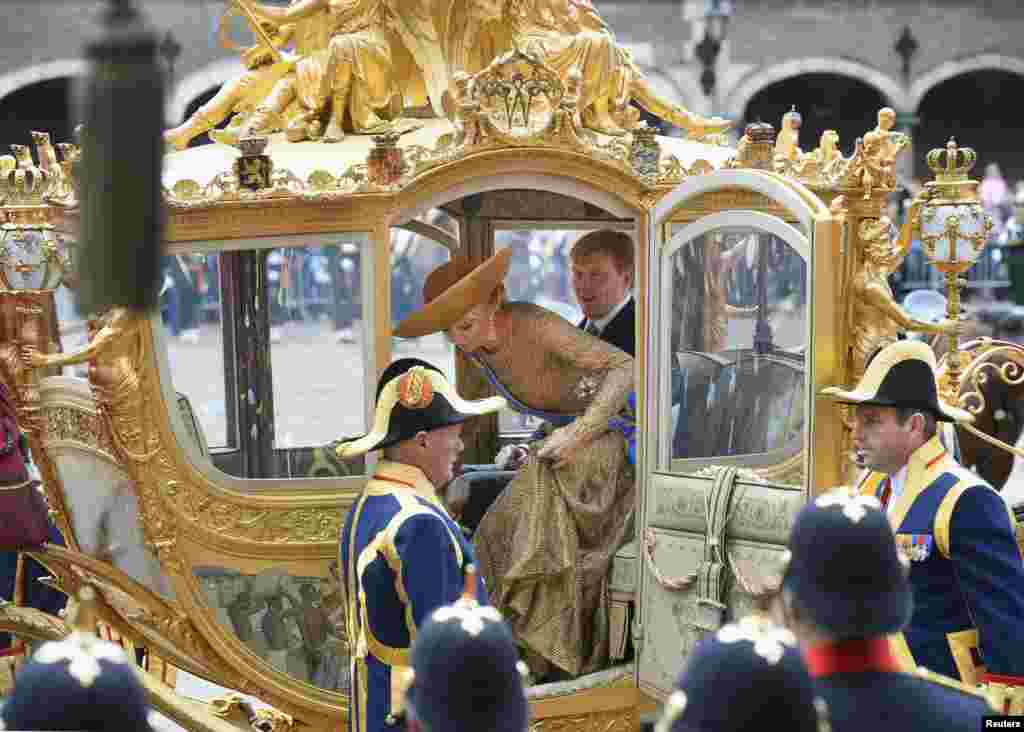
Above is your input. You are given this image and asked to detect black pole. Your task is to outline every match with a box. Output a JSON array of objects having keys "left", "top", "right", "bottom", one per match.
[{"left": 75, "top": 0, "right": 165, "bottom": 315}]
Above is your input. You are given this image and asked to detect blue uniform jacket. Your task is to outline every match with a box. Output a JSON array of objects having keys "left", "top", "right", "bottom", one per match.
[
  {"left": 340, "top": 461, "right": 487, "bottom": 732},
  {"left": 860, "top": 435, "right": 1024, "bottom": 683},
  {"left": 814, "top": 668, "right": 992, "bottom": 730}
]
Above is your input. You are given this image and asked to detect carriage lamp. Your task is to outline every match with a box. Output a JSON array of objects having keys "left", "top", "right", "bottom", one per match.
[
  {"left": 75, "top": 0, "right": 165, "bottom": 315},
  {"left": 0, "top": 146, "right": 69, "bottom": 292},
  {"left": 912, "top": 139, "right": 993, "bottom": 399}
]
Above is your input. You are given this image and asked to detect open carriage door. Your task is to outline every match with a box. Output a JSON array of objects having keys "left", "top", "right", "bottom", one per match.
[{"left": 635, "top": 170, "right": 842, "bottom": 699}]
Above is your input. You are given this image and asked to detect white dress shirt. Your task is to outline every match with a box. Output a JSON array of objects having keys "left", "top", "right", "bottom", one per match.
[
  {"left": 584, "top": 293, "right": 633, "bottom": 335},
  {"left": 886, "top": 464, "right": 909, "bottom": 515}
]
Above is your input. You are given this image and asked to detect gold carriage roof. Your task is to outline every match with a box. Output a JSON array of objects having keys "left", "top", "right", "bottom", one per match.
[{"left": 161, "top": 118, "right": 738, "bottom": 199}]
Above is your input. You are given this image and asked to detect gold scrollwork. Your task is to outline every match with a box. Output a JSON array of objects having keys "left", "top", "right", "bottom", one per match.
[{"left": 529, "top": 708, "right": 637, "bottom": 732}]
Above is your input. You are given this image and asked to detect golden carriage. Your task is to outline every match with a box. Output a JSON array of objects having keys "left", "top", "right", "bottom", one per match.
[{"left": 0, "top": 2, "right": 1019, "bottom": 730}]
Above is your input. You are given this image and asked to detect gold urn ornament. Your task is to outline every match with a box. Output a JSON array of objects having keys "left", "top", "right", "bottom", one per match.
[{"left": 728, "top": 121, "right": 776, "bottom": 170}]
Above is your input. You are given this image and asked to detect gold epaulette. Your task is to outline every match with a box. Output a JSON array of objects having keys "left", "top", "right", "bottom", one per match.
[{"left": 914, "top": 666, "right": 992, "bottom": 704}]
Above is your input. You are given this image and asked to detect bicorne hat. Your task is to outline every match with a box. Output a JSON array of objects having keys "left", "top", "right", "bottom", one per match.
[
  {"left": 1, "top": 588, "right": 154, "bottom": 732},
  {"left": 820, "top": 340, "right": 972, "bottom": 422},
  {"left": 393, "top": 248, "right": 512, "bottom": 339},
  {"left": 782, "top": 488, "right": 913, "bottom": 639},
  {"left": 404, "top": 568, "right": 528, "bottom": 732},
  {"left": 655, "top": 615, "right": 823, "bottom": 732},
  {"left": 335, "top": 358, "right": 506, "bottom": 458}
]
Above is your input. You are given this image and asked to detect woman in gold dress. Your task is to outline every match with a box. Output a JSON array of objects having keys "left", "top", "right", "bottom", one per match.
[{"left": 394, "top": 246, "right": 635, "bottom": 678}]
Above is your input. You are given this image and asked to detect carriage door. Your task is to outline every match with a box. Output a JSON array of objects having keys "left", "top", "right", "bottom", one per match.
[{"left": 635, "top": 172, "right": 842, "bottom": 699}]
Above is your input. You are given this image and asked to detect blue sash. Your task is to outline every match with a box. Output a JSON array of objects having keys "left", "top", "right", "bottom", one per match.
[{"left": 464, "top": 351, "right": 636, "bottom": 464}]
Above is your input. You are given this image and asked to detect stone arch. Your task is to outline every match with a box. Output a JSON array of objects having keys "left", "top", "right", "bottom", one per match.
[
  {"left": 724, "top": 57, "right": 906, "bottom": 122},
  {"left": 0, "top": 59, "right": 87, "bottom": 106},
  {"left": 167, "top": 58, "right": 246, "bottom": 125},
  {"left": 910, "top": 54, "right": 1024, "bottom": 111}
]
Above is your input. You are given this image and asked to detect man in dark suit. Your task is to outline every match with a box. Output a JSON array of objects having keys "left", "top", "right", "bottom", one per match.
[{"left": 569, "top": 229, "right": 635, "bottom": 356}]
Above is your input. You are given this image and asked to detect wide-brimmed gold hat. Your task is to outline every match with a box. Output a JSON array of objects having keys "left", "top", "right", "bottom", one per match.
[
  {"left": 393, "top": 248, "right": 512, "bottom": 339},
  {"left": 821, "top": 340, "right": 973, "bottom": 423}
]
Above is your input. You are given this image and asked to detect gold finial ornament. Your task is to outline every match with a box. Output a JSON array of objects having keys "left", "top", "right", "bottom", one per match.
[
  {"left": 68, "top": 585, "right": 99, "bottom": 634},
  {"left": 926, "top": 138, "right": 977, "bottom": 183}
]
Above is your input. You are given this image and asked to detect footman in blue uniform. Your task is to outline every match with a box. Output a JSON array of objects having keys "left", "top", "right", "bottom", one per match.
[
  {"left": 335, "top": 358, "right": 506, "bottom": 732},
  {"left": 822, "top": 340, "right": 1024, "bottom": 711},
  {"left": 780, "top": 486, "right": 993, "bottom": 730}
]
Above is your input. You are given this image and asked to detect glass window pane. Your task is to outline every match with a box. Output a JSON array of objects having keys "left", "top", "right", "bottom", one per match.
[
  {"left": 163, "top": 253, "right": 227, "bottom": 448},
  {"left": 666, "top": 227, "right": 807, "bottom": 464},
  {"left": 390, "top": 220, "right": 456, "bottom": 383},
  {"left": 269, "top": 241, "right": 366, "bottom": 448}
]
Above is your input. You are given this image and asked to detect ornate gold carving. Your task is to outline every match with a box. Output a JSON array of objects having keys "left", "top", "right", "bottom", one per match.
[
  {"left": 173, "top": 480, "right": 343, "bottom": 543},
  {"left": 847, "top": 216, "right": 952, "bottom": 388},
  {"left": 753, "top": 451, "right": 805, "bottom": 487},
  {"left": 0, "top": 600, "right": 69, "bottom": 643},
  {"left": 40, "top": 404, "right": 116, "bottom": 456},
  {"left": 529, "top": 708, "right": 637, "bottom": 732},
  {"left": 828, "top": 108, "right": 908, "bottom": 199},
  {"left": 211, "top": 693, "right": 295, "bottom": 732}
]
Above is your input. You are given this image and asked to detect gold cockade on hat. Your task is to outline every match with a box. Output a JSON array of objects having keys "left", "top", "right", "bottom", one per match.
[{"left": 397, "top": 367, "right": 435, "bottom": 410}]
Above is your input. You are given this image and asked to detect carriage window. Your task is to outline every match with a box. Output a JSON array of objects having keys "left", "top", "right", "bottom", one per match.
[
  {"left": 494, "top": 228, "right": 586, "bottom": 435},
  {"left": 162, "top": 253, "right": 228, "bottom": 447},
  {"left": 390, "top": 225, "right": 456, "bottom": 383},
  {"left": 268, "top": 241, "right": 367, "bottom": 449},
  {"left": 665, "top": 228, "right": 807, "bottom": 465}
]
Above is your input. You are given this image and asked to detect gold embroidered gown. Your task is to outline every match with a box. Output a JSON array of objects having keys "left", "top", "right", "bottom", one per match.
[{"left": 468, "top": 302, "right": 634, "bottom": 677}]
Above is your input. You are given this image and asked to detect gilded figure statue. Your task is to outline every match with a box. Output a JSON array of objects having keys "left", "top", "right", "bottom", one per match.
[
  {"left": 792, "top": 129, "right": 842, "bottom": 180},
  {"left": 164, "top": 13, "right": 306, "bottom": 150},
  {"left": 0, "top": 296, "right": 59, "bottom": 417},
  {"left": 834, "top": 108, "right": 908, "bottom": 199},
  {"left": 24, "top": 308, "right": 157, "bottom": 463},
  {"left": 241, "top": 0, "right": 404, "bottom": 143},
  {"left": 451, "top": 0, "right": 732, "bottom": 137},
  {"left": 848, "top": 217, "right": 954, "bottom": 384},
  {"left": 773, "top": 107, "right": 802, "bottom": 172}
]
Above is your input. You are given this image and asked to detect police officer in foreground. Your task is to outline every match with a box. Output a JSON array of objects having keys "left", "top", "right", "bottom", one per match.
[
  {"left": 779, "top": 488, "right": 993, "bottom": 729},
  {"left": 335, "top": 358, "right": 506, "bottom": 732},
  {"left": 403, "top": 566, "right": 529, "bottom": 732},
  {"left": 653, "top": 614, "right": 825, "bottom": 732},
  {"left": 822, "top": 340, "right": 1024, "bottom": 711},
  {"left": 1, "top": 587, "right": 155, "bottom": 732}
]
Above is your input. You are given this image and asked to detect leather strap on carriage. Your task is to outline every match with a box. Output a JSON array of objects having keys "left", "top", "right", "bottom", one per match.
[{"left": 691, "top": 466, "right": 739, "bottom": 633}]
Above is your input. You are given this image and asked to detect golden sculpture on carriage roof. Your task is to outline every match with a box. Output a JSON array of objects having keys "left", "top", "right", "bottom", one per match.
[{"left": 2, "top": 0, "right": 1023, "bottom": 730}]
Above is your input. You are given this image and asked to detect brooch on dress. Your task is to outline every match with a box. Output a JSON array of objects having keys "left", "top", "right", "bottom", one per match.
[{"left": 574, "top": 374, "right": 600, "bottom": 401}]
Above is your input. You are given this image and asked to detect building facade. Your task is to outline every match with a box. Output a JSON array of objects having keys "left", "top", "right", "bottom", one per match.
[{"left": 1, "top": 1, "right": 1021, "bottom": 179}]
